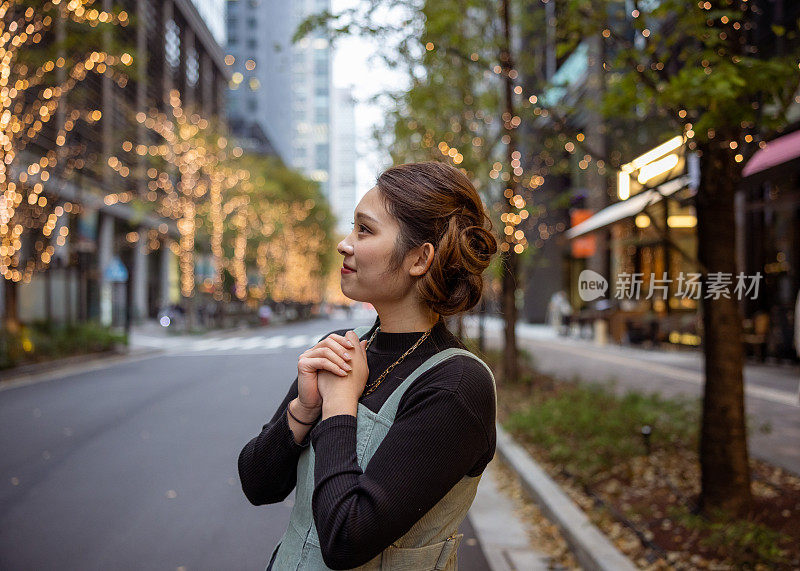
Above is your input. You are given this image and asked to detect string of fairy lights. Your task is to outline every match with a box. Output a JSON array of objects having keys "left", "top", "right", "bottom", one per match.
[
  {"left": 400, "top": 0, "right": 779, "bottom": 256},
  {"left": 8, "top": 2, "right": 782, "bottom": 305},
  {"left": 109, "top": 89, "right": 253, "bottom": 299},
  {"left": 0, "top": 0, "right": 131, "bottom": 283},
  {"left": 110, "top": 88, "right": 330, "bottom": 304}
]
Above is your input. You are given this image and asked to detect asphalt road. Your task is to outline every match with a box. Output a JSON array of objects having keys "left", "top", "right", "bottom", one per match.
[{"left": 0, "top": 316, "right": 492, "bottom": 570}]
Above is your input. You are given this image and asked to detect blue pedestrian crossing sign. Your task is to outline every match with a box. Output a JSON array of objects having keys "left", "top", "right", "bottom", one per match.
[{"left": 104, "top": 256, "right": 129, "bottom": 283}]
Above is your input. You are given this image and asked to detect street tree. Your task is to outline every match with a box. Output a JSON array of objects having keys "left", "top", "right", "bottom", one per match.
[
  {"left": 0, "top": 0, "right": 131, "bottom": 330},
  {"left": 554, "top": 0, "right": 800, "bottom": 516},
  {"left": 235, "top": 155, "right": 336, "bottom": 305}
]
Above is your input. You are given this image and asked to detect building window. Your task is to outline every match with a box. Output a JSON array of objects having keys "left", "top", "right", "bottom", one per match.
[
  {"left": 315, "top": 106, "right": 328, "bottom": 123},
  {"left": 315, "top": 144, "right": 329, "bottom": 169},
  {"left": 247, "top": 38, "right": 256, "bottom": 49},
  {"left": 314, "top": 59, "right": 328, "bottom": 76},
  {"left": 165, "top": 20, "right": 180, "bottom": 70},
  {"left": 186, "top": 47, "right": 199, "bottom": 87},
  {"left": 247, "top": 98, "right": 257, "bottom": 112}
]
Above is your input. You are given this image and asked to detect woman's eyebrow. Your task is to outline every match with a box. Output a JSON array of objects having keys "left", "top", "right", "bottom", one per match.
[{"left": 355, "top": 212, "right": 379, "bottom": 224}]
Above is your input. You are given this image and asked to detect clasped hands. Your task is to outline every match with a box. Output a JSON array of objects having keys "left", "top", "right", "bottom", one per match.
[{"left": 296, "top": 330, "right": 369, "bottom": 420}]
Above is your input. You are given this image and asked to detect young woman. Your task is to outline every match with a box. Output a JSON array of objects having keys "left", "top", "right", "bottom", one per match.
[{"left": 238, "top": 161, "right": 499, "bottom": 570}]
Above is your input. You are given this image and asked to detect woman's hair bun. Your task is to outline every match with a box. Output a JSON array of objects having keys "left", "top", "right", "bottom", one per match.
[{"left": 377, "top": 161, "right": 498, "bottom": 317}]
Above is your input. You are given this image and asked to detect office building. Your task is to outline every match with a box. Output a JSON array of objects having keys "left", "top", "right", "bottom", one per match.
[
  {"left": 331, "top": 86, "right": 358, "bottom": 236},
  {"left": 290, "top": 0, "right": 333, "bottom": 199},
  {"left": 226, "top": 0, "right": 292, "bottom": 160}
]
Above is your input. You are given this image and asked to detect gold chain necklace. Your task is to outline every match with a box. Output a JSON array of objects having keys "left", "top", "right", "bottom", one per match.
[{"left": 360, "top": 324, "right": 433, "bottom": 398}]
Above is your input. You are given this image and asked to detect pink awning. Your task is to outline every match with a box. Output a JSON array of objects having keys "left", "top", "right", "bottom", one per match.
[{"left": 742, "top": 130, "right": 800, "bottom": 177}]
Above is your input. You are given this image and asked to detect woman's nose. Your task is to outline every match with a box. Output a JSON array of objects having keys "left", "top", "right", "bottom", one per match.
[{"left": 337, "top": 238, "right": 352, "bottom": 256}]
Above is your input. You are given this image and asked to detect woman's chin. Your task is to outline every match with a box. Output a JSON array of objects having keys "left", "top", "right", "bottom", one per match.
[{"left": 339, "top": 282, "right": 363, "bottom": 302}]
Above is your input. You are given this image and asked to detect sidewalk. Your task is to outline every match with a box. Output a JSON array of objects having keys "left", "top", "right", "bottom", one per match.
[
  {"left": 468, "top": 459, "right": 559, "bottom": 571},
  {"left": 462, "top": 315, "right": 800, "bottom": 475}
]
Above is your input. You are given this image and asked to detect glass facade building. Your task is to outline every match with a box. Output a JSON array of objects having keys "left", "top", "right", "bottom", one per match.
[
  {"left": 289, "top": 0, "right": 333, "bottom": 199},
  {"left": 226, "top": 0, "right": 293, "bottom": 161}
]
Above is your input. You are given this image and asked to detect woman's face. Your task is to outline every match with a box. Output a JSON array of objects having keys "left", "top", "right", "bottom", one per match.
[{"left": 337, "top": 186, "right": 412, "bottom": 304}]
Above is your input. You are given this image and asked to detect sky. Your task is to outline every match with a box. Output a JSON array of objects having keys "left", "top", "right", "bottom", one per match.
[{"left": 331, "top": 0, "right": 409, "bottom": 201}]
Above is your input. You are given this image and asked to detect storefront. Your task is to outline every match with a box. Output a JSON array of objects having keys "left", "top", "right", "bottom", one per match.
[
  {"left": 565, "top": 135, "right": 702, "bottom": 345},
  {"left": 739, "top": 130, "right": 800, "bottom": 360}
]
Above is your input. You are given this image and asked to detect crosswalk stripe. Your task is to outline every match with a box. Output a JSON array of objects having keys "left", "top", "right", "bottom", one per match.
[
  {"left": 131, "top": 332, "right": 324, "bottom": 354},
  {"left": 261, "top": 335, "right": 287, "bottom": 349},
  {"left": 286, "top": 335, "right": 312, "bottom": 348},
  {"left": 238, "top": 338, "right": 268, "bottom": 350}
]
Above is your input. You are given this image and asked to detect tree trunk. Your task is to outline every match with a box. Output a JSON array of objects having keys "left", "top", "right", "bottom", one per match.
[
  {"left": 695, "top": 140, "right": 752, "bottom": 516},
  {"left": 478, "top": 295, "right": 486, "bottom": 353},
  {"left": 500, "top": 248, "right": 520, "bottom": 384},
  {"left": 499, "top": 0, "right": 520, "bottom": 385},
  {"left": 4, "top": 279, "right": 20, "bottom": 333}
]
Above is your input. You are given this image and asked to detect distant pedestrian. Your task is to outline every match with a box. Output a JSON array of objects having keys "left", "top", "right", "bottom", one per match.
[
  {"left": 258, "top": 304, "right": 273, "bottom": 326},
  {"left": 238, "top": 161, "right": 499, "bottom": 570},
  {"left": 546, "top": 290, "right": 573, "bottom": 333}
]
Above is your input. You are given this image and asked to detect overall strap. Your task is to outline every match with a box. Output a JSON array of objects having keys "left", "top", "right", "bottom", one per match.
[
  {"left": 353, "top": 325, "right": 372, "bottom": 338},
  {"left": 378, "top": 348, "right": 496, "bottom": 422}
]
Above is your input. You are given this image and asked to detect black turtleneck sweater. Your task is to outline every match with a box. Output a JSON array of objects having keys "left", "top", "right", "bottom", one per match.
[{"left": 238, "top": 315, "right": 496, "bottom": 569}]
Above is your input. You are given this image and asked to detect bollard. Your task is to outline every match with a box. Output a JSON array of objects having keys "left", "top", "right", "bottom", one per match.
[{"left": 641, "top": 425, "right": 652, "bottom": 455}]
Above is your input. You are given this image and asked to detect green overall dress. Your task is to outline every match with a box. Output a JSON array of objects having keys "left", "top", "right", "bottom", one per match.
[{"left": 269, "top": 325, "right": 497, "bottom": 570}]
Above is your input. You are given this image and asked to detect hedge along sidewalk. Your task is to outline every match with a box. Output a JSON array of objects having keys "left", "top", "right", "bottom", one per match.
[{"left": 495, "top": 423, "right": 637, "bottom": 571}]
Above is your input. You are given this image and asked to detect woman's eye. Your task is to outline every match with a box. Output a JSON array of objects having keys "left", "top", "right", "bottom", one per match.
[{"left": 350, "top": 221, "right": 369, "bottom": 233}]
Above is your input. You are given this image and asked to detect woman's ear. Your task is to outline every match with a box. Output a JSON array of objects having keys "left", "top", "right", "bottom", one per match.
[{"left": 408, "top": 242, "right": 435, "bottom": 277}]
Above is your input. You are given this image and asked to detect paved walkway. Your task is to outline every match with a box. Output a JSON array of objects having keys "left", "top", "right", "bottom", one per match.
[
  {"left": 470, "top": 460, "right": 555, "bottom": 571},
  {"left": 463, "top": 315, "right": 800, "bottom": 475}
]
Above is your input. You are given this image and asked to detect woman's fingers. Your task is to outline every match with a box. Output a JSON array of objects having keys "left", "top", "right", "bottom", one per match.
[
  {"left": 309, "top": 347, "right": 352, "bottom": 371},
  {"left": 346, "top": 330, "right": 367, "bottom": 357},
  {"left": 307, "top": 346, "right": 352, "bottom": 372},
  {"left": 317, "top": 337, "right": 354, "bottom": 362},
  {"left": 326, "top": 333, "right": 355, "bottom": 349},
  {"left": 300, "top": 356, "right": 349, "bottom": 376},
  {"left": 299, "top": 332, "right": 366, "bottom": 379}
]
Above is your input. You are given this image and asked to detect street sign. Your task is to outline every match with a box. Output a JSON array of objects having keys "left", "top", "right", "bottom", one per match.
[{"left": 104, "top": 256, "right": 129, "bottom": 283}]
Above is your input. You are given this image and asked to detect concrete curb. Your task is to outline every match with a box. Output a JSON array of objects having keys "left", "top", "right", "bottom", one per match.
[
  {"left": 495, "top": 424, "right": 637, "bottom": 571},
  {"left": 468, "top": 459, "right": 552, "bottom": 571},
  {"left": 0, "top": 348, "right": 162, "bottom": 391}
]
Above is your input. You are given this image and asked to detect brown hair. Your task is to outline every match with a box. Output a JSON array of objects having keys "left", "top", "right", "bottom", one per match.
[{"left": 376, "top": 161, "right": 498, "bottom": 317}]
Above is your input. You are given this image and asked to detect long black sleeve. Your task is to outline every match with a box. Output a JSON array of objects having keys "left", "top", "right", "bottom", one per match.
[
  {"left": 309, "top": 357, "right": 495, "bottom": 569},
  {"left": 237, "top": 376, "right": 316, "bottom": 505}
]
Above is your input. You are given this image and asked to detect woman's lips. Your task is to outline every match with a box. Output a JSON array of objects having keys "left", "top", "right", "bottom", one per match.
[{"left": 341, "top": 265, "right": 356, "bottom": 274}]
